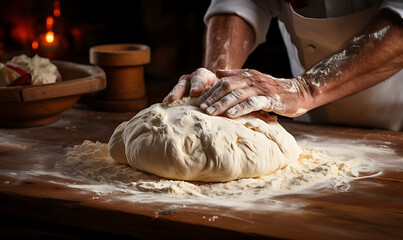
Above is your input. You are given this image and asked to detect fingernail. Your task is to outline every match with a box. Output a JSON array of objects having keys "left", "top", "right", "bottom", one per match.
[
  {"left": 227, "top": 108, "right": 236, "bottom": 116},
  {"left": 163, "top": 96, "right": 170, "bottom": 103},
  {"left": 206, "top": 105, "right": 216, "bottom": 114},
  {"left": 200, "top": 102, "right": 208, "bottom": 110}
]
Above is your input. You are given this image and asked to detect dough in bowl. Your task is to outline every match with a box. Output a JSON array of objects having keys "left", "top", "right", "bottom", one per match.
[{"left": 108, "top": 98, "right": 301, "bottom": 182}]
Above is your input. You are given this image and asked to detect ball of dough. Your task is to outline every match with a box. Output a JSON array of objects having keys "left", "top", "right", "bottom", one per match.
[{"left": 108, "top": 98, "right": 301, "bottom": 182}]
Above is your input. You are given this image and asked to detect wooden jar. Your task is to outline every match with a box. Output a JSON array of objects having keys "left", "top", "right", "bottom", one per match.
[{"left": 89, "top": 44, "right": 150, "bottom": 112}]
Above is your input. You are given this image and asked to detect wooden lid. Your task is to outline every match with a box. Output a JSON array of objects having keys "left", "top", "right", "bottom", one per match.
[{"left": 89, "top": 44, "right": 151, "bottom": 67}]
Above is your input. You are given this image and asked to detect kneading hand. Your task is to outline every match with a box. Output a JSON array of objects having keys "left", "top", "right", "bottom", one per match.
[
  {"left": 198, "top": 69, "right": 313, "bottom": 118},
  {"left": 163, "top": 68, "right": 219, "bottom": 104}
]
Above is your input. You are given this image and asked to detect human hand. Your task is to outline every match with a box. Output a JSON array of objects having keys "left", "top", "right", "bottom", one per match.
[
  {"left": 163, "top": 68, "right": 219, "bottom": 104},
  {"left": 198, "top": 69, "right": 313, "bottom": 118}
]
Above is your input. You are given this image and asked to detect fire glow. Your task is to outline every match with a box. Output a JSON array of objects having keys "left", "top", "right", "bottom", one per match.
[
  {"left": 46, "top": 16, "right": 54, "bottom": 31},
  {"left": 30, "top": 0, "right": 66, "bottom": 58},
  {"left": 53, "top": 0, "right": 61, "bottom": 18},
  {"left": 45, "top": 31, "right": 55, "bottom": 44}
]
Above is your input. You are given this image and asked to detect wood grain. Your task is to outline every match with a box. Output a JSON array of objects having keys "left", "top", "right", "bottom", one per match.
[
  {"left": 21, "top": 77, "right": 106, "bottom": 102},
  {"left": 0, "top": 107, "right": 402, "bottom": 239},
  {"left": 0, "top": 86, "right": 23, "bottom": 103}
]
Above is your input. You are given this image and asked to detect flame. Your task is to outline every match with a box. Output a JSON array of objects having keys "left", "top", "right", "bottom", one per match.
[
  {"left": 46, "top": 16, "right": 54, "bottom": 31},
  {"left": 53, "top": 0, "right": 61, "bottom": 17},
  {"left": 31, "top": 40, "right": 39, "bottom": 50},
  {"left": 45, "top": 31, "right": 55, "bottom": 43},
  {"left": 30, "top": 0, "right": 64, "bottom": 55}
]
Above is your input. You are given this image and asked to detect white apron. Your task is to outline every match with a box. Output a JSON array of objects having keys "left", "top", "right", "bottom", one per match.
[{"left": 279, "top": 3, "right": 403, "bottom": 131}]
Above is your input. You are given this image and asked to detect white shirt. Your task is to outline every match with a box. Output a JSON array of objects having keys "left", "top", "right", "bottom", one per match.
[
  {"left": 204, "top": 0, "right": 403, "bottom": 76},
  {"left": 204, "top": 0, "right": 403, "bottom": 130}
]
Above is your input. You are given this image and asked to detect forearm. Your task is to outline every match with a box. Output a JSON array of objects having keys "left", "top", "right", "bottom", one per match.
[
  {"left": 204, "top": 14, "right": 255, "bottom": 72},
  {"left": 300, "top": 9, "right": 403, "bottom": 111}
]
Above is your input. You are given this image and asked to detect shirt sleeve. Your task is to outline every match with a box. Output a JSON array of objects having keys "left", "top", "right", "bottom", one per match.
[
  {"left": 204, "top": 0, "right": 281, "bottom": 50},
  {"left": 381, "top": 0, "right": 403, "bottom": 18}
]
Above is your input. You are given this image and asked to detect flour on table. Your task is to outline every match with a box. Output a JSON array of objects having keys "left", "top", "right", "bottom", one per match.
[
  {"left": 63, "top": 139, "right": 381, "bottom": 205},
  {"left": 61, "top": 98, "right": 386, "bottom": 210},
  {"left": 108, "top": 97, "right": 301, "bottom": 182}
]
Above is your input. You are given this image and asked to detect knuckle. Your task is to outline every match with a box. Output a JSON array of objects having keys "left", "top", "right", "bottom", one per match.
[
  {"left": 179, "top": 74, "right": 190, "bottom": 82},
  {"left": 232, "top": 104, "right": 242, "bottom": 112},
  {"left": 206, "top": 95, "right": 217, "bottom": 104},
  {"left": 195, "top": 67, "right": 212, "bottom": 76},
  {"left": 193, "top": 68, "right": 217, "bottom": 84},
  {"left": 195, "top": 67, "right": 206, "bottom": 74},
  {"left": 212, "top": 98, "right": 227, "bottom": 111},
  {"left": 240, "top": 70, "right": 253, "bottom": 78},
  {"left": 218, "top": 97, "right": 229, "bottom": 107},
  {"left": 190, "top": 76, "right": 205, "bottom": 85},
  {"left": 246, "top": 97, "right": 258, "bottom": 107},
  {"left": 237, "top": 102, "right": 246, "bottom": 111},
  {"left": 243, "top": 70, "right": 262, "bottom": 86},
  {"left": 233, "top": 102, "right": 248, "bottom": 113},
  {"left": 231, "top": 88, "right": 244, "bottom": 99},
  {"left": 220, "top": 78, "right": 232, "bottom": 90},
  {"left": 176, "top": 79, "right": 187, "bottom": 88}
]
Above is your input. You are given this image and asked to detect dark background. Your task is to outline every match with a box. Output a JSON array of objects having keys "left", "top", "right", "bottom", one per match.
[{"left": 0, "top": 0, "right": 291, "bottom": 99}]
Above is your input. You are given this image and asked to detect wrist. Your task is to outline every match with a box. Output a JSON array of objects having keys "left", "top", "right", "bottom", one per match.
[
  {"left": 293, "top": 75, "right": 319, "bottom": 112},
  {"left": 203, "top": 62, "right": 228, "bottom": 74}
]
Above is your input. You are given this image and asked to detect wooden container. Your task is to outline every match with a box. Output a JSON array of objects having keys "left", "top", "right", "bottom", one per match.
[
  {"left": 89, "top": 44, "right": 150, "bottom": 112},
  {"left": 0, "top": 61, "right": 106, "bottom": 128}
]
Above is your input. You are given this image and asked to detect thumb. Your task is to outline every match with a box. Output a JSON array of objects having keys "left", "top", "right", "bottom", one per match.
[{"left": 215, "top": 69, "right": 248, "bottom": 78}]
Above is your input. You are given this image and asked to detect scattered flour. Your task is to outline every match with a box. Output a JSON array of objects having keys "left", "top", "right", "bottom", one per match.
[
  {"left": 60, "top": 134, "right": 386, "bottom": 210},
  {"left": 203, "top": 215, "right": 219, "bottom": 222}
]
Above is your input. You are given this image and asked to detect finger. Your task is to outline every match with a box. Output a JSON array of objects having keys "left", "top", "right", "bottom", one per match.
[
  {"left": 189, "top": 68, "right": 218, "bottom": 97},
  {"left": 189, "top": 76, "right": 207, "bottom": 97},
  {"left": 163, "top": 77, "right": 190, "bottom": 103},
  {"left": 198, "top": 79, "right": 224, "bottom": 108},
  {"left": 226, "top": 96, "right": 275, "bottom": 118},
  {"left": 198, "top": 70, "right": 249, "bottom": 107},
  {"left": 204, "top": 88, "right": 255, "bottom": 116},
  {"left": 199, "top": 76, "right": 249, "bottom": 110}
]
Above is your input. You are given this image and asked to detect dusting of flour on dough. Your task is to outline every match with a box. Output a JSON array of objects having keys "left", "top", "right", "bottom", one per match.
[{"left": 108, "top": 97, "right": 300, "bottom": 182}]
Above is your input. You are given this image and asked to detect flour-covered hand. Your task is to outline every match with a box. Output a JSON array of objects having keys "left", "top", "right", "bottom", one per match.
[
  {"left": 163, "top": 68, "right": 219, "bottom": 104},
  {"left": 199, "top": 69, "right": 313, "bottom": 118}
]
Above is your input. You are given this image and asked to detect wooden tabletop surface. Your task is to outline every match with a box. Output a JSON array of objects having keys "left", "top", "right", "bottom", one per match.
[{"left": 0, "top": 104, "right": 402, "bottom": 240}]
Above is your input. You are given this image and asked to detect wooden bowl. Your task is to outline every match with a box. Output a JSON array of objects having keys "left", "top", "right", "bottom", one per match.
[
  {"left": 89, "top": 44, "right": 150, "bottom": 112},
  {"left": 0, "top": 60, "right": 106, "bottom": 128}
]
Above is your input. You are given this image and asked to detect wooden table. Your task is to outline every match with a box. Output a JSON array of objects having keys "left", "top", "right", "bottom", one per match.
[{"left": 0, "top": 105, "right": 402, "bottom": 239}]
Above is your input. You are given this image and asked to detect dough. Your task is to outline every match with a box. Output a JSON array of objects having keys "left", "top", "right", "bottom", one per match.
[
  {"left": 108, "top": 98, "right": 301, "bottom": 182},
  {"left": 6, "top": 54, "right": 60, "bottom": 85}
]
